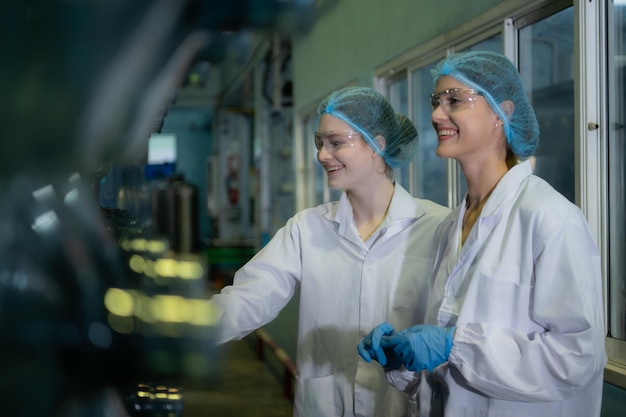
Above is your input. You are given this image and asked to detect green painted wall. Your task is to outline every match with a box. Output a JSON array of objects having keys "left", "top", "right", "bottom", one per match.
[{"left": 291, "top": 0, "right": 502, "bottom": 111}]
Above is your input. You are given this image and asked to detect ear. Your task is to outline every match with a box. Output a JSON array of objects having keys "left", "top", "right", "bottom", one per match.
[
  {"left": 374, "top": 135, "right": 386, "bottom": 152},
  {"left": 499, "top": 100, "right": 515, "bottom": 119}
]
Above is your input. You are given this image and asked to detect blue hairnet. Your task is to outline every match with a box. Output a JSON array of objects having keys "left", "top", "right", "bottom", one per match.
[
  {"left": 431, "top": 51, "right": 540, "bottom": 157},
  {"left": 317, "top": 86, "right": 418, "bottom": 169}
]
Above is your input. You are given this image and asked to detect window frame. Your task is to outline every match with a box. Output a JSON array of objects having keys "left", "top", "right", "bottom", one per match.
[{"left": 592, "top": 0, "right": 626, "bottom": 388}]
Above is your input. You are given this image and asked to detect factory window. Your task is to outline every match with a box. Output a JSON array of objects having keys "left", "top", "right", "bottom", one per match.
[
  {"left": 518, "top": 6, "right": 575, "bottom": 203},
  {"left": 386, "top": 76, "right": 411, "bottom": 190},
  {"left": 409, "top": 61, "right": 448, "bottom": 206}
]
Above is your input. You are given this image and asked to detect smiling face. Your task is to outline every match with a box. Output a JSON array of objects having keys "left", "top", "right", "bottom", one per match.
[
  {"left": 431, "top": 75, "right": 507, "bottom": 167},
  {"left": 316, "top": 114, "right": 382, "bottom": 191}
]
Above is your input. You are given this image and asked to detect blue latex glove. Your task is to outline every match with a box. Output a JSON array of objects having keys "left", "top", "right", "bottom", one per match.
[
  {"left": 383, "top": 325, "right": 456, "bottom": 372},
  {"left": 357, "top": 322, "right": 402, "bottom": 369}
]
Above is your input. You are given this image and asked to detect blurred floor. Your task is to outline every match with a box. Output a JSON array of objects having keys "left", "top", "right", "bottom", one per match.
[{"left": 182, "top": 337, "right": 294, "bottom": 417}]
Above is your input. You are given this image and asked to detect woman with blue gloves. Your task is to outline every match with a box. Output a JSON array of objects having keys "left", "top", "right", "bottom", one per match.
[
  {"left": 359, "top": 51, "right": 607, "bottom": 416},
  {"left": 212, "top": 86, "right": 450, "bottom": 417}
]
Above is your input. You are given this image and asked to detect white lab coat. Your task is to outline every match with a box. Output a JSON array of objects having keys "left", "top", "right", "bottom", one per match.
[
  {"left": 212, "top": 184, "right": 450, "bottom": 417},
  {"left": 387, "top": 161, "right": 607, "bottom": 416}
]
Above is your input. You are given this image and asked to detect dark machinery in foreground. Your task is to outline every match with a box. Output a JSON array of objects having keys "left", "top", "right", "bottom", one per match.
[{"left": 0, "top": 1, "right": 315, "bottom": 416}]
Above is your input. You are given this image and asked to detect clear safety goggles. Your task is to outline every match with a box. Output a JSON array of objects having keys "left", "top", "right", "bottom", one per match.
[
  {"left": 314, "top": 130, "right": 359, "bottom": 153},
  {"left": 430, "top": 88, "right": 483, "bottom": 113}
]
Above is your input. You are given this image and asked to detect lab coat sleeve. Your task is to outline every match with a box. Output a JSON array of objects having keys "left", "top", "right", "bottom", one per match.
[
  {"left": 384, "top": 367, "right": 421, "bottom": 394},
  {"left": 448, "top": 209, "right": 606, "bottom": 402},
  {"left": 211, "top": 216, "right": 302, "bottom": 344}
]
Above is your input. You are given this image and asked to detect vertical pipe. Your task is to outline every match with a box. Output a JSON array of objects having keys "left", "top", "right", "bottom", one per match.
[{"left": 272, "top": 32, "right": 282, "bottom": 113}]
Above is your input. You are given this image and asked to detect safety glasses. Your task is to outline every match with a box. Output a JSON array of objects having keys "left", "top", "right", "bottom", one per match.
[
  {"left": 430, "top": 88, "right": 483, "bottom": 113},
  {"left": 314, "top": 130, "right": 360, "bottom": 153}
]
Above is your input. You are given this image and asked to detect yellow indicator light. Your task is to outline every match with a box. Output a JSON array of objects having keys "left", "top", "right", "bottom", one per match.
[
  {"left": 144, "top": 259, "right": 156, "bottom": 278},
  {"left": 134, "top": 291, "right": 157, "bottom": 323},
  {"left": 187, "top": 299, "right": 221, "bottom": 326},
  {"left": 152, "top": 295, "right": 188, "bottom": 323},
  {"left": 119, "top": 238, "right": 131, "bottom": 251},
  {"left": 147, "top": 240, "right": 167, "bottom": 253},
  {"left": 177, "top": 260, "right": 204, "bottom": 280},
  {"left": 104, "top": 288, "right": 134, "bottom": 317},
  {"left": 105, "top": 288, "right": 219, "bottom": 329},
  {"left": 129, "top": 254, "right": 146, "bottom": 274},
  {"left": 155, "top": 258, "right": 178, "bottom": 277},
  {"left": 130, "top": 238, "right": 148, "bottom": 251}
]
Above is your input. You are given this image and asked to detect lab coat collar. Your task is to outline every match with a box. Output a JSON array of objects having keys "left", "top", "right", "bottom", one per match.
[
  {"left": 450, "top": 160, "right": 533, "bottom": 259},
  {"left": 381, "top": 183, "right": 427, "bottom": 225},
  {"left": 325, "top": 183, "right": 426, "bottom": 240},
  {"left": 477, "top": 159, "right": 533, "bottom": 218}
]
